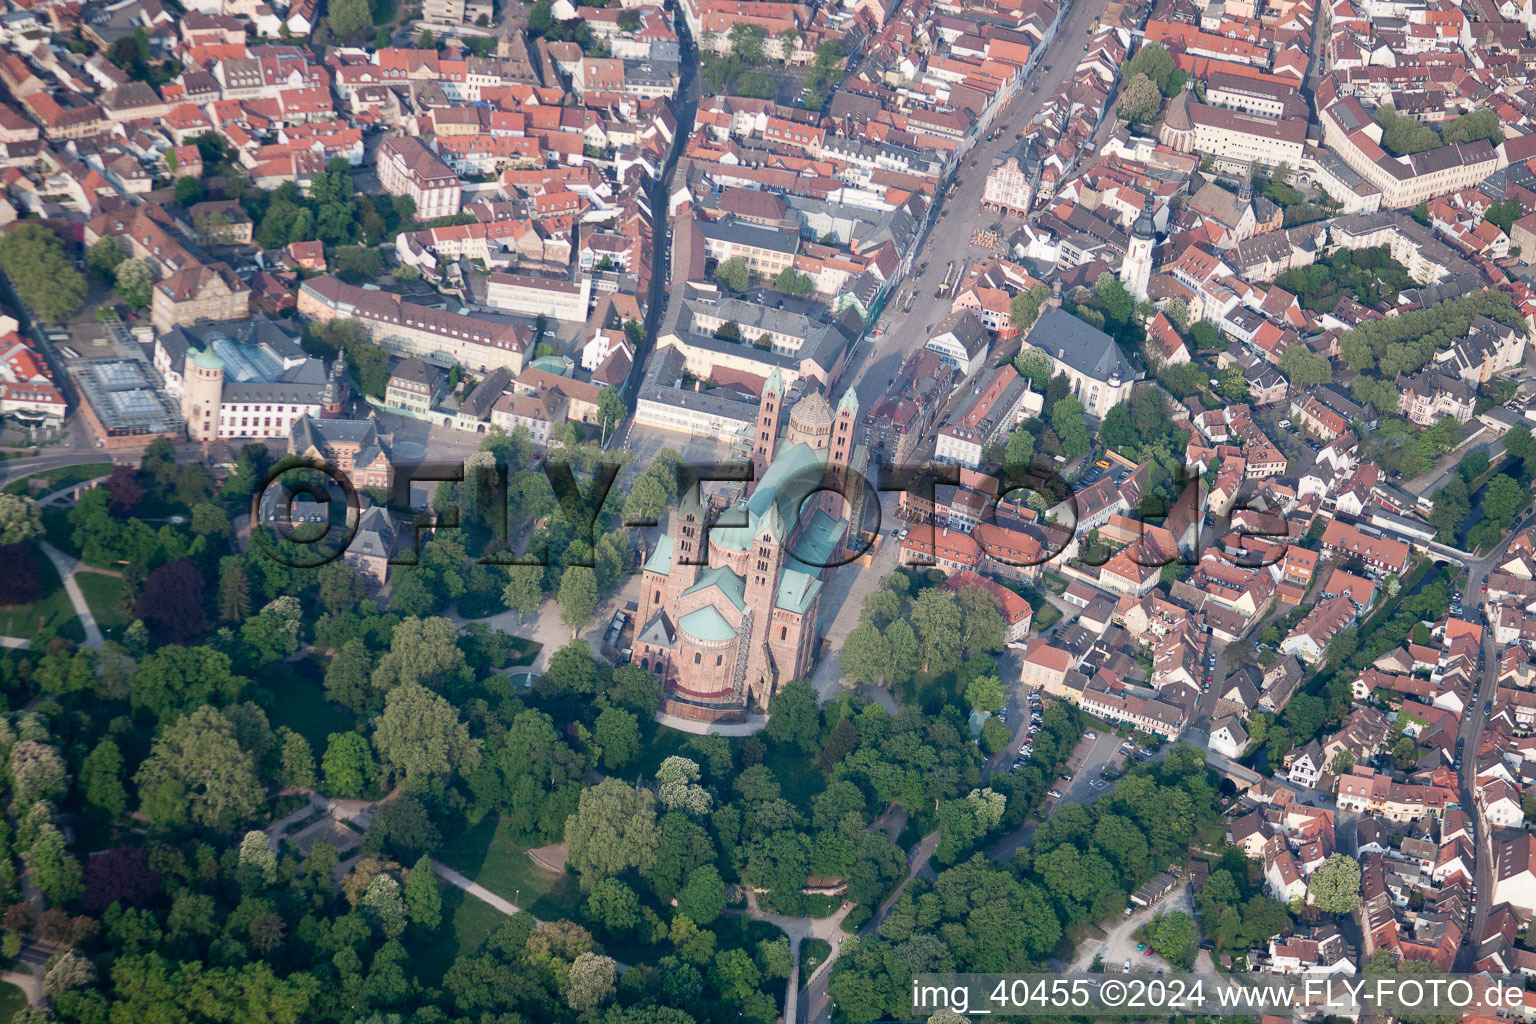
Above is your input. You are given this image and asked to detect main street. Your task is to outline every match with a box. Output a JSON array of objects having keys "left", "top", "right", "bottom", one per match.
[
  {"left": 798, "top": 3, "right": 1116, "bottom": 1020},
  {"left": 1458, "top": 512, "right": 1535, "bottom": 965},
  {"left": 839, "top": 0, "right": 1117, "bottom": 422}
]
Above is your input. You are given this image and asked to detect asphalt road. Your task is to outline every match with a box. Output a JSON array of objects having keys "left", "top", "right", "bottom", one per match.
[
  {"left": 1456, "top": 514, "right": 1536, "bottom": 965},
  {"left": 838, "top": 0, "right": 1116, "bottom": 423}
]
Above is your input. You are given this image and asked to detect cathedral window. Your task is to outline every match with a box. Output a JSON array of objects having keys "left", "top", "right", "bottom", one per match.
[
  {"left": 694, "top": 652, "right": 701, "bottom": 664},
  {"left": 780, "top": 626, "right": 787, "bottom": 640}
]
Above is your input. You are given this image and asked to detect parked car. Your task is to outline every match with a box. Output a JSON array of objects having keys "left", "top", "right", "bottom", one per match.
[
  {"left": 1123, "top": 959, "right": 1132, "bottom": 973},
  {"left": 1085, "top": 731, "right": 1097, "bottom": 739},
  {"left": 1048, "top": 789, "right": 1062, "bottom": 798}
]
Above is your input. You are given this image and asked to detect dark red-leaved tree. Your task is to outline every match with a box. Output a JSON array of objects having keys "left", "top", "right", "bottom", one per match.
[
  {"left": 134, "top": 558, "right": 207, "bottom": 644},
  {"left": 103, "top": 465, "right": 144, "bottom": 516},
  {"left": 82, "top": 845, "right": 160, "bottom": 915},
  {"left": 0, "top": 543, "right": 43, "bottom": 606}
]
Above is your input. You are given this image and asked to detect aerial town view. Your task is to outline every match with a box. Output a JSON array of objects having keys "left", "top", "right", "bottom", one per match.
[{"left": 4, "top": 0, "right": 1536, "bottom": 1017}]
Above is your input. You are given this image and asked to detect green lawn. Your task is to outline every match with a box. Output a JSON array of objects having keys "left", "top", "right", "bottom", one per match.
[
  {"left": 0, "top": 981, "right": 27, "bottom": 1023},
  {"left": 0, "top": 553, "right": 82, "bottom": 643},
  {"left": 435, "top": 816, "right": 583, "bottom": 923},
  {"left": 74, "top": 571, "right": 128, "bottom": 638},
  {"left": 408, "top": 885, "right": 513, "bottom": 986},
  {"left": 259, "top": 658, "right": 357, "bottom": 752},
  {"left": 2, "top": 462, "right": 111, "bottom": 496}
]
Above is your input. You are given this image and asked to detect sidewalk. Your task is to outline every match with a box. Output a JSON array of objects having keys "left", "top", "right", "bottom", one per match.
[{"left": 39, "top": 542, "right": 103, "bottom": 650}]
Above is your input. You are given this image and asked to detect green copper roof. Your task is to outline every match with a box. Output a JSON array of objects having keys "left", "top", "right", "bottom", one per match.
[
  {"left": 787, "top": 508, "right": 843, "bottom": 570},
  {"left": 192, "top": 347, "right": 224, "bottom": 371},
  {"left": 714, "top": 441, "right": 825, "bottom": 552},
  {"left": 836, "top": 386, "right": 859, "bottom": 418},
  {"left": 775, "top": 567, "right": 822, "bottom": 615},
  {"left": 643, "top": 534, "right": 673, "bottom": 576},
  {"left": 764, "top": 367, "right": 785, "bottom": 396},
  {"left": 682, "top": 566, "right": 746, "bottom": 613},
  {"left": 529, "top": 355, "right": 571, "bottom": 375},
  {"left": 678, "top": 605, "right": 736, "bottom": 644}
]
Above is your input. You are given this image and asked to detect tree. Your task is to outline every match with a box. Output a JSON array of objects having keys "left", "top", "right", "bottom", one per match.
[
  {"left": 134, "top": 706, "right": 264, "bottom": 830},
  {"left": 564, "top": 777, "right": 659, "bottom": 889},
  {"left": 594, "top": 706, "right": 640, "bottom": 770},
  {"left": 677, "top": 864, "right": 727, "bottom": 925},
  {"left": 1052, "top": 395, "right": 1092, "bottom": 455},
  {"left": 25, "top": 819, "right": 81, "bottom": 904},
  {"left": 655, "top": 756, "right": 713, "bottom": 815},
  {"left": 597, "top": 387, "right": 626, "bottom": 444},
  {"left": 372, "top": 682, "right": 479, "bottom": 786},
  {"left": 0, "top": 224, "right": 85, "bottom": 324},
  {"left": 558, "top": 566, "right": 599, "bottom": 635},
  {"left": 714, "top": 256, "right": 750, "bottom": 293},
  {"left": 729, "top": 22, "right": 768, "bottom": 63},
  {"left": 238, "top": 829, "right": 277, "bottom": 887},
  {"left": 328, "top": 0, "right": 372, "bottom": 37},
  {"left": 774, "top": 267, "right": 815, "bottom": 296},
  {"left": 502, "top": 564, "right": 544, "bottom": 617},
  {"left": 322, "top": 732, "right": 378, "bottom": 798},
  {"left": 276, "top": 729, "right": 316, "bottom": 791},
  {"left": 0, "top": 494, "right": 41, "bottom": 546},
  {"left": 134, "top": 558, "right": 207, "bottom": 644},
  {"left": 1309, "top": 853, "right": 1362, "bottom": 914},
  {"left": 1004, "top": 425, "right": 1035, "bottom": 469},
  {"left": 87, "top": 236, "right": 126, "bottom": 282},
  {"left": 370, "top": 615, "right": 472, "bottom": 695},
  {"left": 839, "top": 621, "right": 890, "bottom": 686},
  {"left": 366, "top": 795, "right": 440, "bottom": 860},
  {"left": 585, "top": 877, "right": 641, "bottom": 936},
  {"left": 42, "top": 950, "right": 95, "bottom": 997},
  {"left": 567, "top": 952, "right": 617, "bottom": 1011},
  {"left": 361, "top": 873, "right": 407, "bottom": 939},
  {"left": 1163, "top": 296, "right": 1190, "bottom": 330},
  {"left": 1142, "top": 911, "right": 1199, "bottom": 968},
  {"left": 81, "top": 738, "right": 127, "bottom": 818},
  {"left": 172, "top": 176, "right": 204, "bottom": 207},
  {"left": 128, "top": 645, "right": 246, "bottom": 721},
  {"left": 1279, "top": 345, "right": 1333, "bottom": 386},
  {"left": 1506, "top": 425, "right": 1533, "bottom": 463},
  {"left": 964, "top": 674, "right": 1006, "bottom": 715},
  {"left": 404, "top": 854, "right": 442, "bottom": 932},
  {"left": 1117, "top": 73, "right": 1162, "bottom": 123},
  {"left": 10, "top": 741, "right": 66, "bottom": 808},
  {"left": 1010, "top": 285, "right": 1051, "bottom": 335},
  {"left": 1125, "top": 40, "right": 1176, "bottom": 92},
  {"left": 765, "top": 679, "right": 819, "bottom": 750}
]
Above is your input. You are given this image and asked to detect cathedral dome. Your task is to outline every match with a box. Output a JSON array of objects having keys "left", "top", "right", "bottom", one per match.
[{"left": 788, "top": 390, "right": 831, "bottom": 432}]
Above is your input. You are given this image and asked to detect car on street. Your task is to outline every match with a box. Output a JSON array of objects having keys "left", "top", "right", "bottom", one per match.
[{"left": 1123, "top": 960, "right": 1132, "bottom": 973}]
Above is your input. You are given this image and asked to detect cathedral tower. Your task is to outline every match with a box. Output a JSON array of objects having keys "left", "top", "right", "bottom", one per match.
[
  {"left": 752, "top": 367, "right": 785, "bottom": 485},
  {"left": 666, "top": 484, "right": 706, "bottom": 609},
  {"left": 743, "top": 501, "right": 786, "bottom": 706}
]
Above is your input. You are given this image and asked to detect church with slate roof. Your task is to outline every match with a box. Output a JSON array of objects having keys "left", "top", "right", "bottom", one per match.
[{"left": 635, "top": 369, "right": 867, "bottom": 721}]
